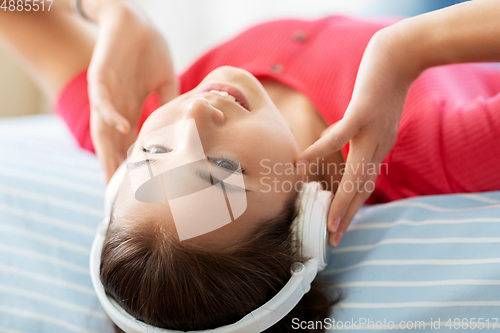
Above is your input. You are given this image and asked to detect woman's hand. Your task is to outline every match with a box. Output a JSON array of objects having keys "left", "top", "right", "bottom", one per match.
[
  {"left": 298, "top": 0, "right": 500, "bottom": 247},
  {"left": 84, "top": 0, "right": 178, "bottom": 182},
  {"left": 297, "top": 29, "right": 419, "bottom": 247}
]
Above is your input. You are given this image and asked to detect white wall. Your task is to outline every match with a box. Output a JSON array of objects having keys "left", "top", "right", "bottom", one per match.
[
  {"left": 138, "top": 0, "right": 426, "bottom": 73},
  {"left": 0, "top": 44, "right": 48, "bottom": 117}
]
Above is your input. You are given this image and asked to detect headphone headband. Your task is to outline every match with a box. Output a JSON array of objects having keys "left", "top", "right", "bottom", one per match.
[{"left": 89, "top": 165, "right": 332, "bottom": 333}]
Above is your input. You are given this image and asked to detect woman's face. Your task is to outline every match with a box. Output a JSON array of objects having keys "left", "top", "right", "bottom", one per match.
[{"left": 114, "top": 66, "right": 303, "bottom": 246}]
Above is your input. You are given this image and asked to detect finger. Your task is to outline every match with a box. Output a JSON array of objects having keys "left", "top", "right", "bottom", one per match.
[
  {"left": 327, "top": 138, "right": 378, "bottom": 230},
  {"left": 328, "top": 171, "right": 378, "bottom": 247},
  {"left": 94, "top": 142, "right": 116, "bottom": 183},
  {"left": 102, "top": 153, "right": 122, "bottom": 184},
  {"left": 101, "top": 132, "right": 136, "bottom": 183},
  {"left": 97, "top": 140, "right": 129, "bottom": 183},
  {"left": 90, "top": 121, "right": 128, "bottom": 184},
  {"left": 91, "top": 129, "right": 121, "bottom": 183},
  {"left": 320, "top": 126, "right": 332, "bottom": 138},
  {"left": 89, "top": 81, "right": 131, "bottom": 134},
  {"left": 94, "top": 100, "right": 131, "bottom": 134},
  {"left": 296, "top": 117, "right": 359, "bottom": 164},
  {"left": 157, "top": 78, "right": 179, "bottom": 106},
  {"left": 320, "top": 120, "right": 340, "bottom": 138}
]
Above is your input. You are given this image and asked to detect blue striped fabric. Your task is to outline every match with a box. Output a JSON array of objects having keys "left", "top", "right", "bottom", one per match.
[
  {"left": 0, "top": 115, "right": 110, "bottom": 333},
  {"left": 1, "top": 115, "right": 499, "bottom": 332},
  {"left": 323, "top": 192, "right": 500, "bottom": 331}
]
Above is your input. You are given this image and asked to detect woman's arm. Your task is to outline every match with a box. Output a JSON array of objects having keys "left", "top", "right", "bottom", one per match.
[
  {"left": 1, "top": 0, "right": 178, "bottom": 182},
  {"left": 296, "top": 0, "right": 500, "bottom": 246},
  {"left": 0, "top": 0, "right": 94, "bottom": 101},
  {"left": 392, "top": 0, "right": 500, "bottom": 78}
]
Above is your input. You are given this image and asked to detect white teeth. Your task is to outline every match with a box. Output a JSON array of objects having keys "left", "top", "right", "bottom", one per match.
[{"left": 208, "top": 89, "right": 239, "bottom": 104}]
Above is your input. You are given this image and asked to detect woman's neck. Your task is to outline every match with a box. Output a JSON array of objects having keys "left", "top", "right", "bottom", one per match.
[
  {"left": 260, "top": 78, "right": 344, "bottom": 192},
  {"left": 260, "top": 78, "right": 326, "bottom": 153}
]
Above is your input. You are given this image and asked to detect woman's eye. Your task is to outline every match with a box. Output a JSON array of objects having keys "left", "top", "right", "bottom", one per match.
[
  {"left": 142, "top": 146, "right": 172, "bottom": 154},
  {"left": 211, "top": 157, "right": 242, "bottom": 173},
  {"left": 215, "top": 160, "right": 237, "bottom": 171}
]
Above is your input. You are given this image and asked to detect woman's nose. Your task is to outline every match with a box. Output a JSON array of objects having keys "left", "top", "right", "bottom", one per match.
[{"left": 185, "top": 97, "right": 225, "bottom": 127}]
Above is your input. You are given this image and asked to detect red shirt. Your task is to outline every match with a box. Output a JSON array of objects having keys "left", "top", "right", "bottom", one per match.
[{"left": 55, "top": 16, "right": 500, "bottom": 203}]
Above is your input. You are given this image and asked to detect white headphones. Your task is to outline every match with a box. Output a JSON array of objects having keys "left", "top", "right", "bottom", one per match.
[{"left": 90, "top": 163, "right": 333, "bottom": 333}]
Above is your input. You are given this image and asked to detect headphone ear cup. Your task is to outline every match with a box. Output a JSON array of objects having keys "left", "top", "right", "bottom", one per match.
[
  {"left": 311, "top": 189, "right": 333, "bottom": 271},
  {"left": 292, "top": 182, "right": 333, "bottom": 271}
]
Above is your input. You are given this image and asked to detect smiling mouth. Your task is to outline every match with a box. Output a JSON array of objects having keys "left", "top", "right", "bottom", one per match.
[
  {"left": 209, "top": 89, "right": 241, "bottom": 105},
  {"left": 200, "top": 83, "right": 250, "bottom": 111}
]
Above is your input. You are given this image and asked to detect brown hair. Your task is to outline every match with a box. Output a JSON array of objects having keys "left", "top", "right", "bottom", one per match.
[{"left": 100, "top": 196, "right": 341, "bottom": 332}]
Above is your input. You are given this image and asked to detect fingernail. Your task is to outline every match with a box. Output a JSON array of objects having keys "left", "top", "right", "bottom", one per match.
[
  {"left": 332, "top": 232, "right": 344, "bottom": 247},
  {"left": 116, "top": 123, "right": 126, "bottom": 133},
  {"left": 329, "top": 217, "right": 341, "bottom": 233}
]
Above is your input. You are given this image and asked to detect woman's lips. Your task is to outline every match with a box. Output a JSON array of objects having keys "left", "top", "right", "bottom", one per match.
[{"left": 200, "top": 83, "right": 250, "bottom": 111}]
